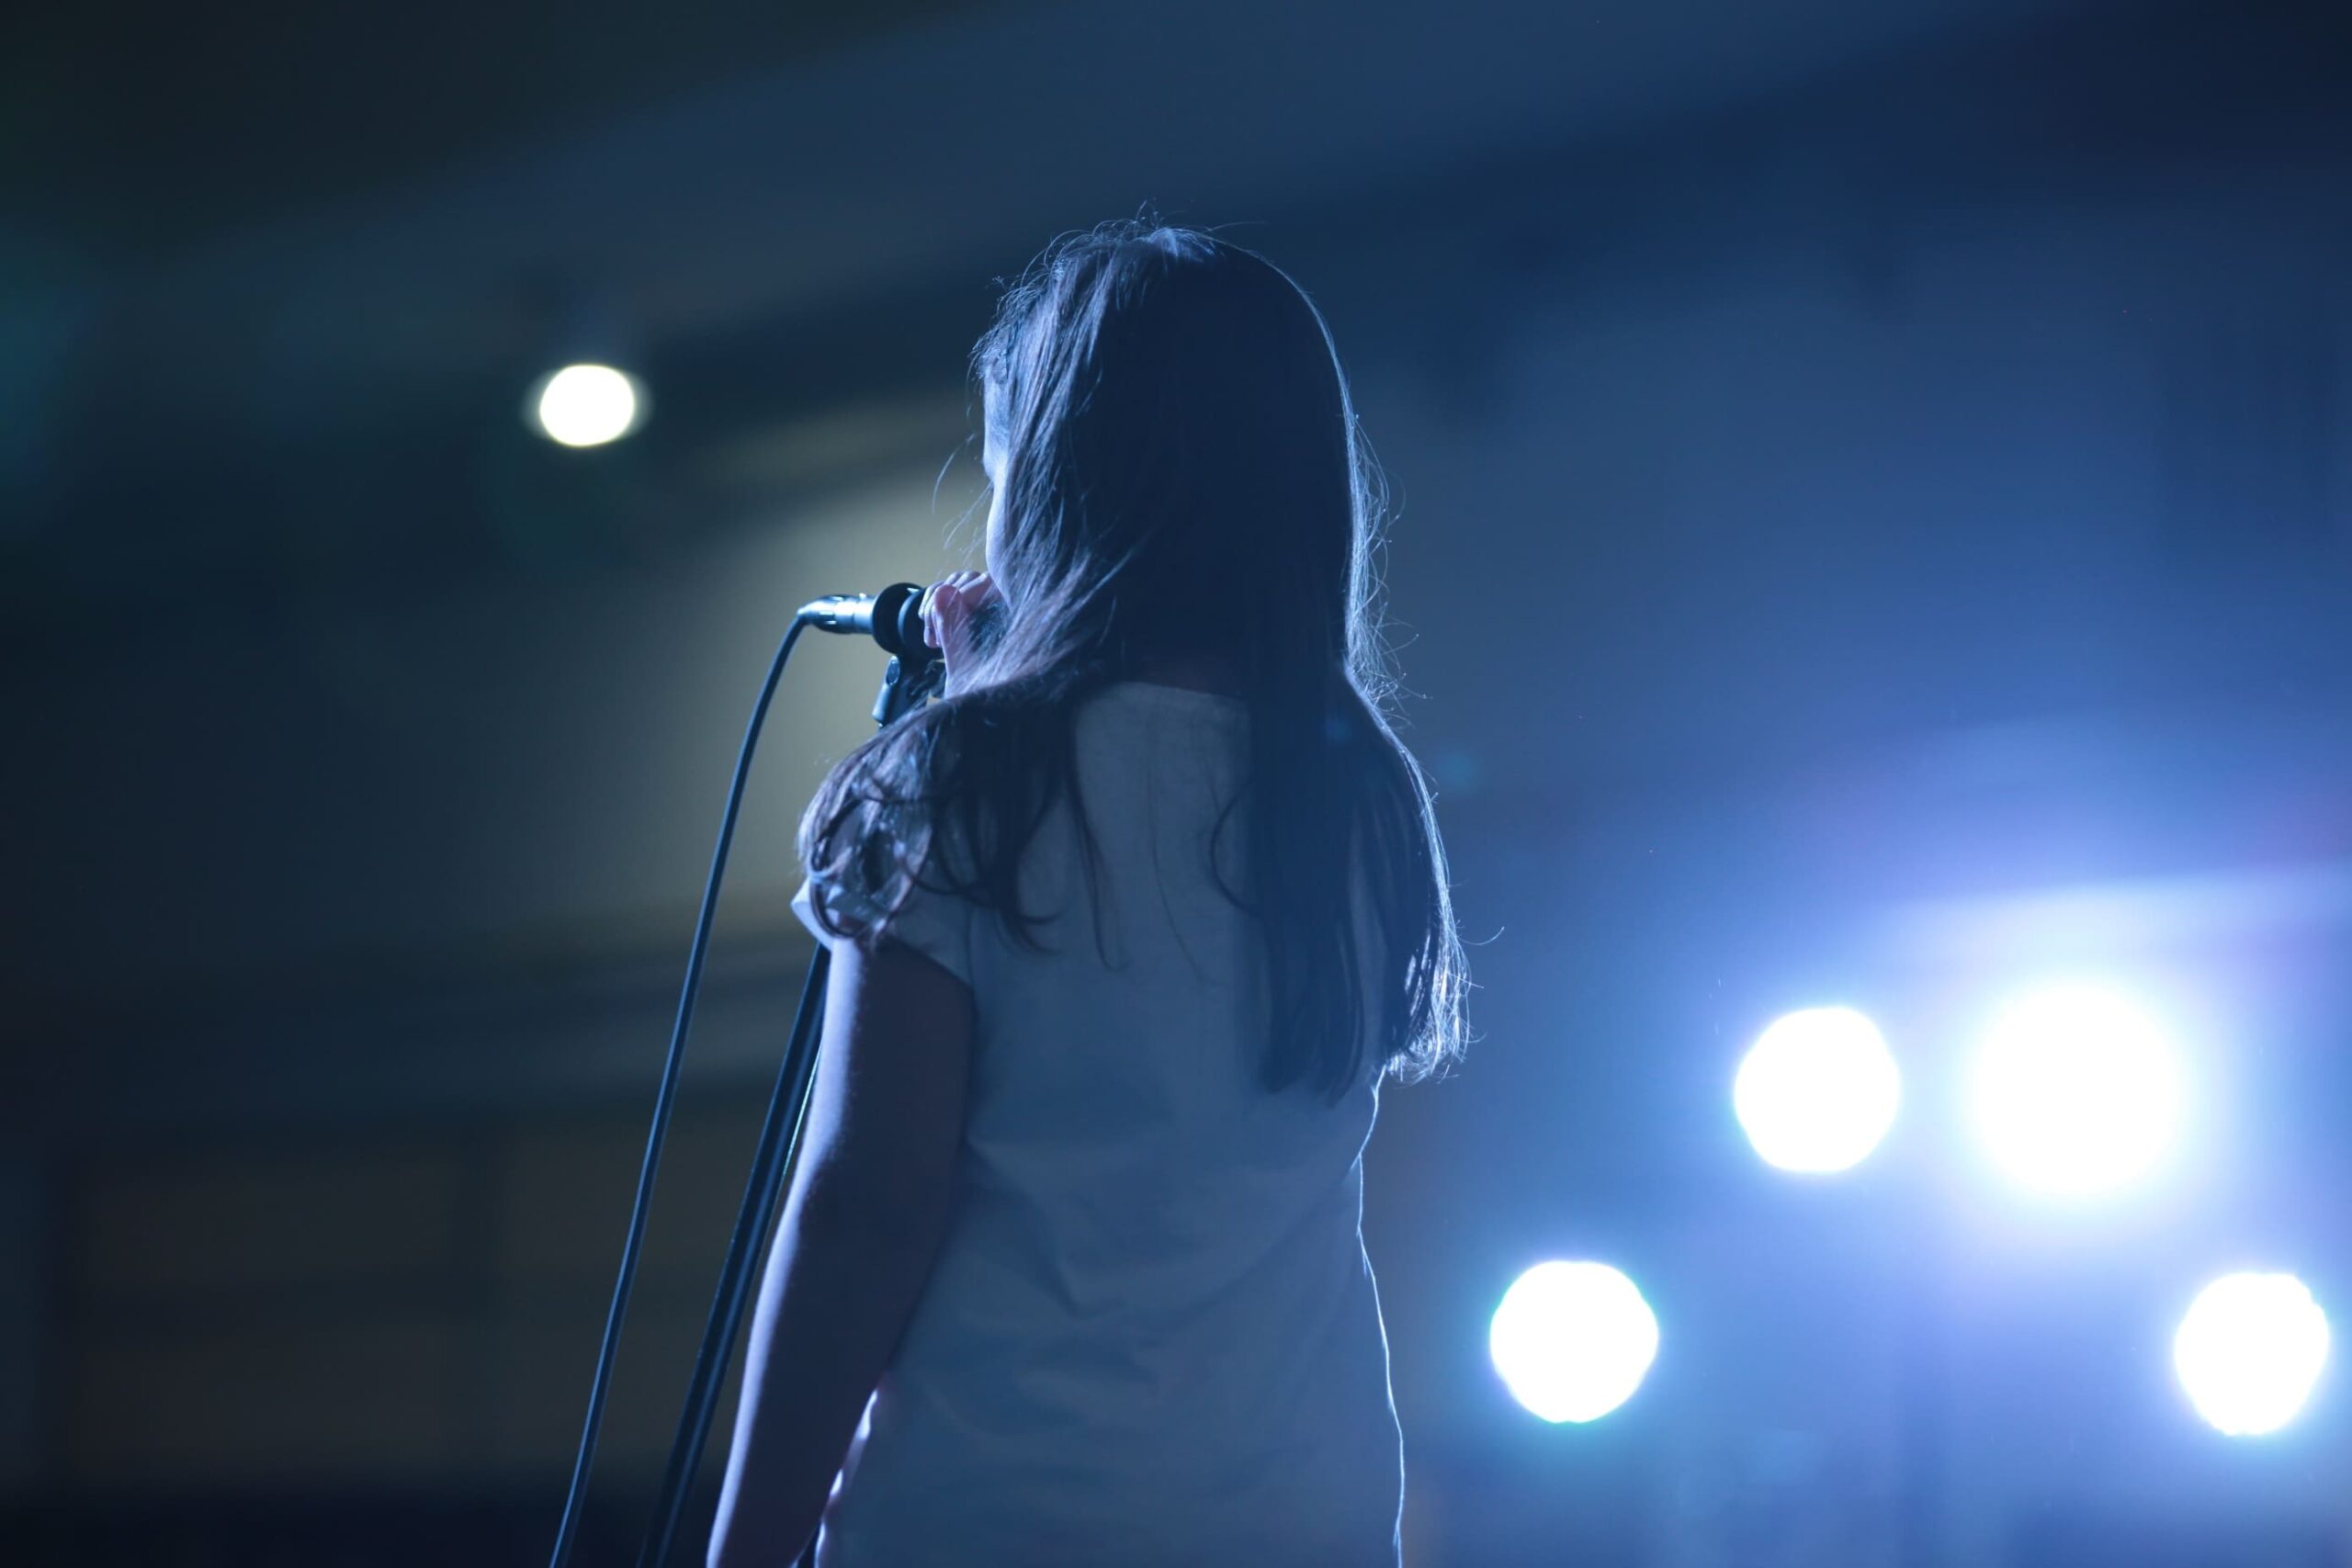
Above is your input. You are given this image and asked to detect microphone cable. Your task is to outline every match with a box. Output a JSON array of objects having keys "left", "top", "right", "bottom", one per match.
[
  {"left": 546, "top": 614, "right": 810, "bottom": 1568},
  {"left": 547, "top": 582, "right": 934, "bottom": 1568}
]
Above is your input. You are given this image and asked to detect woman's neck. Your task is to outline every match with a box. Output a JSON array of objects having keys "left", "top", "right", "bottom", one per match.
[{"left": 1129, "top": 653, "right": 1242, "bottom": 699}]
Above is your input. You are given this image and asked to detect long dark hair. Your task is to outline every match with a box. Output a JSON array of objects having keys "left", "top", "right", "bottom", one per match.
[{"left": 801, "top": 220, "right": 1465, "bottom": 1099}]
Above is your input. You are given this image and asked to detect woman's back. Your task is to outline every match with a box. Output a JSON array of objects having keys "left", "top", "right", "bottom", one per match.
[{"left": 802, "top": 682, "right": 1404, "bottom": 1567}]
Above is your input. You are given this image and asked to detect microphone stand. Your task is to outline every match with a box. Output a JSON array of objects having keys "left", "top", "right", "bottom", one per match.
[{"left": 634, "top": 646, "right": 941, "bottom": 1568}]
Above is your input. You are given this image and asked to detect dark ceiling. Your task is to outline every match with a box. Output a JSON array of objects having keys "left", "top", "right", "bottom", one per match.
[
  {"left": 11, "top": 0, "right": 2348, "bottom": 665},
  {"left": 4, "top": 0, "right": 984, "bottom": 256}
]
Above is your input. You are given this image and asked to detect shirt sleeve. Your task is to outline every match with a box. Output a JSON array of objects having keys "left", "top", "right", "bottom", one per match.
[{"left": 792, "top": 872, "right": 977, "bottom": 988}]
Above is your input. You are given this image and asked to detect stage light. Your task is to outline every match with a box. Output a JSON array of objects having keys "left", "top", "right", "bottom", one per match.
[
  {"left": 532, "top": 364, "right": 643, "bottom": 447},
  {"left": 1970, "top": 981, "right": 2183, "bottom": 1198},
  {"left": 1489, "top": 1261, "right": 1659, "bottom": 1424},
  {"left": 2174, "top": 1272, "right": 2330, "bottom": 1436},
  {"left": 1735, "top": 1007, "right": 1900, "bottom": 1173}
]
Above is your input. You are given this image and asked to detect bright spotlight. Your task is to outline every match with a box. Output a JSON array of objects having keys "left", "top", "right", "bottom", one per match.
[
  {"left": 1970, "top": 981, "right": 2184, "bottom": 1198},
  {"left": 2174, "top": 1272, "right": 2330, "bottom": 1437},
  {"left": 532, "top": 364, "right": 643, "bottom": 447},
  {"left": 1735, "top": 1007, "right": 1900, "bottom": 1173},
  {"left": 1489, "top": 1261, "right": 1659, "bottom": 1424}
]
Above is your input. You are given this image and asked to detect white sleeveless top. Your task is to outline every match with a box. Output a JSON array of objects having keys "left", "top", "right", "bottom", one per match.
[{"left": 792, "top": 681, "right": 1403, "bottom": 1567}]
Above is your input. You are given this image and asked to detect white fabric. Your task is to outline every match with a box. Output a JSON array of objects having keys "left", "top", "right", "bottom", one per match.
[{"left": 791, "top": 681, "right": 1403, "bottom": 1567}]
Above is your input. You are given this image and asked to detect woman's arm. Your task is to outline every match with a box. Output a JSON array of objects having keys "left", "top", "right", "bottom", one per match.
[{"left": 707, "top": 935, "right": 974, "bottom": 1568}]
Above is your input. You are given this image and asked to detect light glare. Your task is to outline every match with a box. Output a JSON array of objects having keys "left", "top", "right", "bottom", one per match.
[
  {"left": 1735, "top": 1007, "right": 1900, "bottom": 1173},
  {"left": 1971, "top": 982, "right": 2183, "bottom": 1198},
  {"left": 533, "top": 364, "right": 642, "bottom": 447},
  {"left": 1489, "top": 1261, "right": 1659, "bottom": 1424},
  {"left": 2174, "top": 1272, "right": 2330, "bottom": 1437}
]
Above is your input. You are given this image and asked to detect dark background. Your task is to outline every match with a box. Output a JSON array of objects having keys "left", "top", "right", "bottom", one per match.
[{"left": 6, "top": 0, "right": 2351, "bottom": 1562}]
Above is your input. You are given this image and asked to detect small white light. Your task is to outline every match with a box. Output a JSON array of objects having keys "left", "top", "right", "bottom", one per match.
[
  {"left": 1489, "top": 1261, "right": 1660, "bottom": 1424},
  {"left": 1971, "top": 982, "right": 2184, "bottom": 1198},
  {"left": 532, "top": 363, "right": 643, "bottom": 447},
  {"left": 1735, "top": 1007, "right": 1900, "bottom": 1174},
  {"left": 2175, "top": 1272, "right": 2330, "bottom": 1437}
]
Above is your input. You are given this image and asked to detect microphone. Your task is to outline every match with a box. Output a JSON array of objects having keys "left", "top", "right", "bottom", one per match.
[{"left": 797, "top": 583, "right": 933, "bottom": 663}]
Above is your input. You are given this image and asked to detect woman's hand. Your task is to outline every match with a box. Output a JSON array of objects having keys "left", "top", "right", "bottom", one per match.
[{"left": 921, "top": 570, "right": 998, "bottom": 694}]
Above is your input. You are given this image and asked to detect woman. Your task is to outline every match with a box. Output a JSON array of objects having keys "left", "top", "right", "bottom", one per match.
[{"left": 708, "top": 220, "right": 1465, "bottom": 1567}]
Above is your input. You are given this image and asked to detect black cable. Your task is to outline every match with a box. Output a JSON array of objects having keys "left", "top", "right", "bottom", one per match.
[
  {"left": 635, "top": 947, "right": 831, "bottom": 1568},
  {"left": 548, "top": 614, "right": 812, "bottom": 1568}
]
